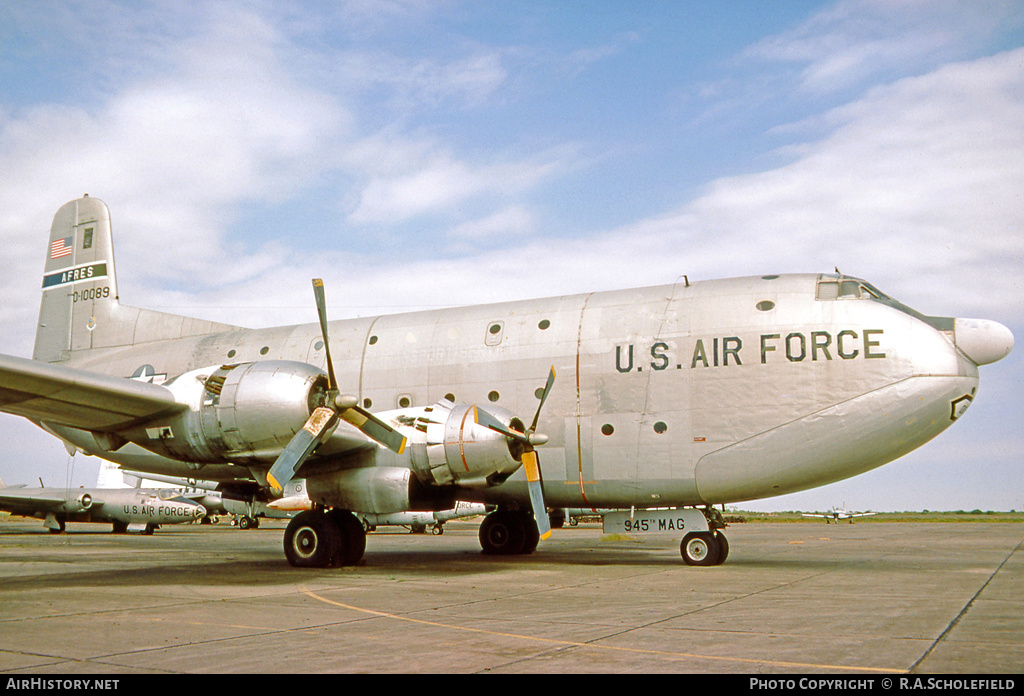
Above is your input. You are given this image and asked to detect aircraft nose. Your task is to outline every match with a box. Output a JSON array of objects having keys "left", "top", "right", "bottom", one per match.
[{"left": 954, "top": 318, "right": 1014, "bottom": 366}]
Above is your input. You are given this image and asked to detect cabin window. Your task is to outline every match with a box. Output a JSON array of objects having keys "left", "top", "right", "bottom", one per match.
[
  {"left": 486, "top": 322, "right": 504, "bottom": 346},
  {"left": 756, "top": 300, "right": 775, "bottom": 311},
  {"left": 538, "top": 319, "right": 551, "bottom": 330},
  {"left": 488, "top": 391, "right": 500, "bottom": 402},
  {"left": 601, "top": 424, "right": 614, "bottom": 436}
]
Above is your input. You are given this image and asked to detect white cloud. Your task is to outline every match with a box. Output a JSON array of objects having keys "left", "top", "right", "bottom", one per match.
[
  {"left": 744, "top": 0, "right": 1017, "bottom": 94},
  {"left": 449, "top": 206, "right": 536, "bottom": 241},
  {"left": 346, "top": 144, "right": 577, "bottom": 225}
]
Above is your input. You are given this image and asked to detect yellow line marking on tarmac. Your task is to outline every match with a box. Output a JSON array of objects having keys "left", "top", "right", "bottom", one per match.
[{"left": 302, "top": 588, "right": 904, "bottom": 673}]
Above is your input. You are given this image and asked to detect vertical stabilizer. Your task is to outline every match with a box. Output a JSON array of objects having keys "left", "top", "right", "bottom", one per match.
[
  {"left": 33, "top": 196, "right": 238, "bottom": 363},
  {"left": 96, "top": 460, "right": 130, "bottom": 489},
  {"left": 35, "top": 196, "right": 120, "bottom": 362}
]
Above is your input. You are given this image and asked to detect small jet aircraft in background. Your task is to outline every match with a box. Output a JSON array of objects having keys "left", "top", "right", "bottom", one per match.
[
  {"left": 0, "top": 475, "right": 206, "bottom": 533},
  {"left": 802, "top": 507, "right": 877, "bottom": 523},
  {"left": 0, "top": 196, "right": 1013, "bottom": 567}
]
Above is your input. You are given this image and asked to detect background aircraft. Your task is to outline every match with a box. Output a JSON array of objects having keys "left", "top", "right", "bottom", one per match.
[
  {"left": 0, "top": 196, "right": 1012, "bottom": 567},
  {"left": 357, "top": 502, "right": 489, "bottom": 535},
  {"left": 0, "top": 476, "right": 206, "bottom": 534},
  {"left": 802, "top": 506, "right": 877, "bottom": 523}
]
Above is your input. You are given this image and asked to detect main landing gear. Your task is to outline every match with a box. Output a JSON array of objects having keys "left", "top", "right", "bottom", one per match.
[
  {"left": 283, "top": 508, "right": 366, "bottom": 568},
  {"left": 478, "top": 508, "right": 540, "bottom": 556}
]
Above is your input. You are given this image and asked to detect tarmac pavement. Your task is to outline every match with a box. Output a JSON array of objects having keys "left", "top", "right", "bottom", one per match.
[{"left": 0, "top": 518, "right": 1021, "bottom": 675}]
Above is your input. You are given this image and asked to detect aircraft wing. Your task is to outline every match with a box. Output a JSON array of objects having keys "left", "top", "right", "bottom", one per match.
[
  {"left": 0, "top": 353, "right": 186, "bottom": 432},
  {"left": 0, "top": 489, "right": 65, "bottom": 510},
  {"left": 0, "top": 487, "right": 102, "bottom": 512}
]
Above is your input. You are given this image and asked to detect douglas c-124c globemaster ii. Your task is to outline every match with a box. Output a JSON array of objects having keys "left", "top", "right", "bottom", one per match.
[{"left": 0, "top": 196, "right": 1013, "bottom": 567}]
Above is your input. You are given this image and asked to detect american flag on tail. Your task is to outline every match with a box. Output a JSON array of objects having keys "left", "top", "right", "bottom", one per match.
[{"left": 50, "top": 236, "right": 73, "bottom": 259}]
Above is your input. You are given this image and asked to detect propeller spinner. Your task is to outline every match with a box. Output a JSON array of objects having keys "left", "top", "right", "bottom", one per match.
[
  {"left": 267, "top": 279, "right": 408, "bottom": 497},
  {"left": 476, "top": 367, "right": 556, "bottom": 540}
]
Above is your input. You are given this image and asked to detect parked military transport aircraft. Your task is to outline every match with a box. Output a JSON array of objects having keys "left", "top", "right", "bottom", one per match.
[
  {"left": 0, "top": 476, "right": 206, "bottom": 533},
  {"left": 0, "top": 196, "right": 1013, "bottom": 566}
]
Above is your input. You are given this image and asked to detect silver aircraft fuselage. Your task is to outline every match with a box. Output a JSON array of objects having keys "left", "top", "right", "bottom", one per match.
[{"left": 49, "top": 272, "right": 986, "bottom": 509}]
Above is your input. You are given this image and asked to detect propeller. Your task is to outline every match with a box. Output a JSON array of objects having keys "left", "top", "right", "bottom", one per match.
[
  {"left": 476, "top": 367, "right": 556, "bottom": 540},
  {"left": 267, "top": 279, "right": 408, "bottom": 497}
]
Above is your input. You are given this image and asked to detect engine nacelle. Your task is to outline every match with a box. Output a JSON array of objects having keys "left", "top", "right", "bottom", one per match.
[
  {"left": 125, "top": 361, "right": 329, "bottom": 464},
  {"left": 405, "top": 399, "right": 525, "bottom": 489}
]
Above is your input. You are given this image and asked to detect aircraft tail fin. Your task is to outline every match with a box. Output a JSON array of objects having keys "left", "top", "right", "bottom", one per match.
[
  {"left": 96, "top": 460, "right": 129, "bottom": 489},
  {"left": 34, "top": 196, "right": 238, "bottom": 363}
]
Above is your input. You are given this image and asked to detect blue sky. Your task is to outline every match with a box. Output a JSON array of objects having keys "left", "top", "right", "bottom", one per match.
[{"left": 1, "top": 1, "right": 1022, "bottom": 512}]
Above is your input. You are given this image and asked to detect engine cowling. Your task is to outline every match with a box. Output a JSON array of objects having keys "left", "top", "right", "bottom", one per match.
[
  {"left": 125, "top": 361, "right": 330, "bottom": 464},
  {"left": 406, "top": 399, "right": 525, "bottom": 489},
  {"left": 304, "top": 399, "right": 528, "bottom": 514}
]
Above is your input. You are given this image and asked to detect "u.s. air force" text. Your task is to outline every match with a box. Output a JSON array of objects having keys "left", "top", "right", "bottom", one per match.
[{"left": 615, "top": 329, "right": 885, "bottom": 373}]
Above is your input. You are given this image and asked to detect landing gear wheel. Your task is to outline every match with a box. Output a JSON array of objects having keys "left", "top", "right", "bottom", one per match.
[
  {"left": 431, "top": 524, "right": 444, "bottom": 535},
  {"left": 521, "top": 512, "right": 540, "bottom": 555},
  {"left": 479, "top": 510, "right": 527, "bottom": 555},
  {"left": 681, "top": 531, "right": 720, "bottom": 566},
  {"left": 329, "top": 509, "right": 366, "bottom": 566},
  {"left": 712, "top": 532, "right": 729, "bottom": 565},
  {"left": 284, "top": 510, "right": 340, "bottom": 568},
  {"left": 238, "top": 515, "right": 251, "bottom": 530}
]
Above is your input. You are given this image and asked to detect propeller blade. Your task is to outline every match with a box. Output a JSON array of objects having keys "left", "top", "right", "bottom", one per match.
[
  {"left": 267, "top": 407, "right": 338, "bottom": 496},
  {"left": 522, "top": 450, "right": 550, "bottom": 540},
  {"left": 339, "top": 404, "right": 408, "bottom": 454},
  {"left": 529, "top": 367, "right": 556, "bottom": 434},
  {"left": 475, "top": 406, "right": 531, "bottom": 445},
  {"left": 312, "top": 278, "right": 338, "bottom": 392},
  {"left": 310, "top": 279, "right": 406, "bottom": 454}
]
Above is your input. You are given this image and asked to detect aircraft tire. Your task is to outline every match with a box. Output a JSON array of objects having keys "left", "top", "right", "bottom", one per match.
[
  {"left": 680, "top": 532, "right": 720, "bottom": 566},
  {"left": 479, "top": 510, "right": 527, "bottom": 555},
  {"left": 238, "top": 515, "right": 251, "bottom": 530},
  {"left": 284, "top": 510, "right": 339, "bottom": 568},
  {"left": 330, "top": 509, "right": 366, "bottom": 566},
  {"left": 713, "top": 532, "right": 729, "bottom": 565},
  {"left": 520, "top": 512, "right": 540, "bottom": 554}
]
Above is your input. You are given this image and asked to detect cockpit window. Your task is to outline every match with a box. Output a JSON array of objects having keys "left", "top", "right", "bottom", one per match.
[
  {"left": 817, "top": 275, "right": 885, "bottom": 301},
  {"left": 815, "top": 274, "right": 953, "bottom": 331}
]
